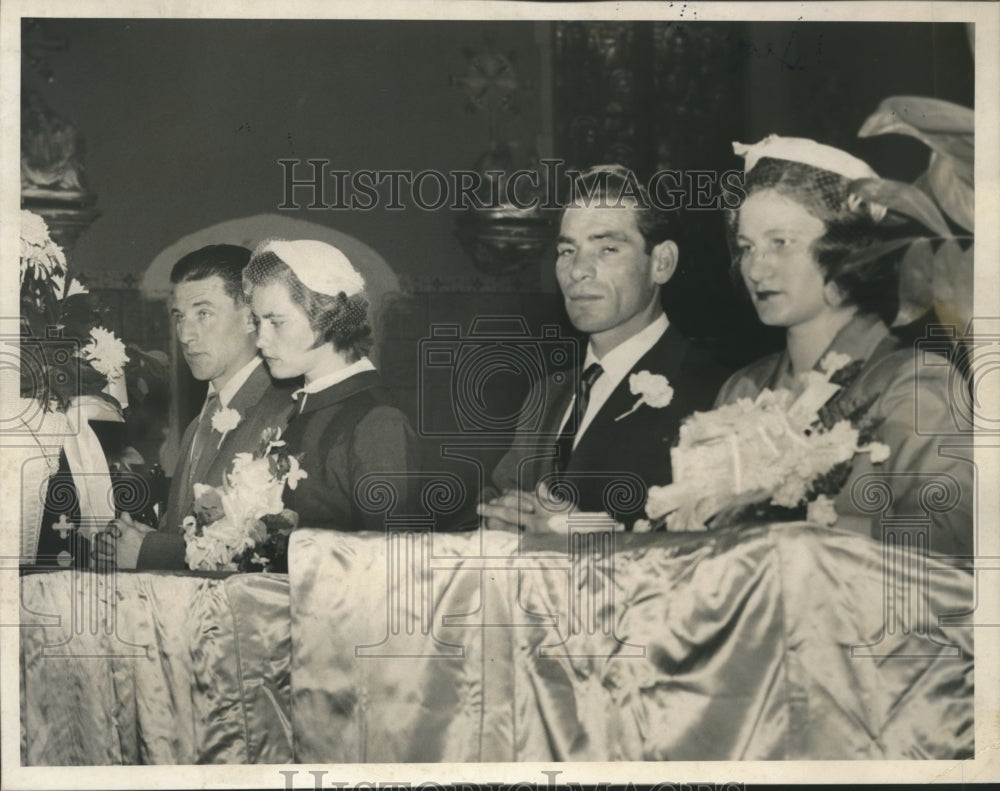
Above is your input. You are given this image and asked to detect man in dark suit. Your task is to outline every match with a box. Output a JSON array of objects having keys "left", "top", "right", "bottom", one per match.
[
  {"left": 479, "top": 165, "right": 730, "bottom": 531},
  {"left": 95, "top": 245, "right": 297, "bottom": 568}
]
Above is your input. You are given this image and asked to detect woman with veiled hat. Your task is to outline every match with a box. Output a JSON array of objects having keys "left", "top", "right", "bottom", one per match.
[
  {"left": 716, "top": 135, "right": 973, "bottom": 556},
  {"left": 243, "top": 239, "right": 421, "bottom": 531}
]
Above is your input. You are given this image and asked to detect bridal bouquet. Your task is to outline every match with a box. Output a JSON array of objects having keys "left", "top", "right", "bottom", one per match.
[
  {"left": 642, "top": 353, "right": 889, "bottom": 532},
  {"left": 182, "top": 427, "right": 307, "bottom": 572}
]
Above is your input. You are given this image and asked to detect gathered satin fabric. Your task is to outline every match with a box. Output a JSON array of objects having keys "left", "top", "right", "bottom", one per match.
[
  {"left": 20, "top": 571, "right": 292, "bottom": 765},
  {"left": 21, "top": 524, "right": 972, "bottom": 764},
  {"left": 288, "top": 525, "right": 972, "bottom": 762}
]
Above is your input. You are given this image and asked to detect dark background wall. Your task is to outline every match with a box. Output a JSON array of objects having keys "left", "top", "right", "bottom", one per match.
[
  {"left": 29, "top": 20, "right": 972, "bottom": 289},
  {"left": 27, "top": 19, "right": 545, "bottom": 287}
]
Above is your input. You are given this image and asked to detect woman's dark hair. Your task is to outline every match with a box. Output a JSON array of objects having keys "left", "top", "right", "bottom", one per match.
[
  {"left": 726, "top": 157, "right": 901, "bottom": 325},
  {"left": 242, "top": 244, "right": 372, "bottom": 362}
]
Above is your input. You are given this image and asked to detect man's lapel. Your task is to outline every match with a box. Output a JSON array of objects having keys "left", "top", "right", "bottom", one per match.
[
  {"left": 546, "top": 373, "right": 576, "bottom": 434},
  {"left": 530, "top": 372, "right": 575, "bottom": 479},
  {"left": 193, "top": 362, "right": 274, "bottom": 488},
  {"left": 162, "top": 417, "right": 200, "bottom": 531},
  {"left": 572, "top": 325, "right": 689, "bottom": 459}
]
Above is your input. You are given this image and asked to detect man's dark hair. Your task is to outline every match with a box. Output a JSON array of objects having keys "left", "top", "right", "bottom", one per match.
[
  {"left": 563, "top": 164, "right": 674, "bottom": 253},
  {"left": 169, "top": 244, "right": 252, "bottom": 303}
]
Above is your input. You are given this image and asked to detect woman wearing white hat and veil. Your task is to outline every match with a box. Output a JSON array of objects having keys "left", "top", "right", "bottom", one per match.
[
  {"left": 716, "top": 135, "right": 973, "bottom": 556},
  {"left": 243, "top": 239, "right": 420, "bottom": 532}
]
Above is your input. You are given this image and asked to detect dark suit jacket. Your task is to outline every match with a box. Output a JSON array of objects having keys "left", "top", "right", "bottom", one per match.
[
  {"left": 137, "top": 362, "right": 298, "bottom": 569},
  {"left": 282, "top": 369, "right": 421, "bottom": 531},
  {"left": 492, "top": 324, "right": 730, "bottom": 525}
]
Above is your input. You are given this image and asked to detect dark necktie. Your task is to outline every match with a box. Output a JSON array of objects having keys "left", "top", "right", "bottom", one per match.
[
  {"left": 554, "top": 362, "right": 603, "bottom": 472},
  {"left": 187, "top": 391, "right": 221, "bottom": 487}
]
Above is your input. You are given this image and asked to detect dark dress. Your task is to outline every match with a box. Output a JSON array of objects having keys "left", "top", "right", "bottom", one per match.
[{"left": 283, "top": 369, "right": 421, "bottom": 531}]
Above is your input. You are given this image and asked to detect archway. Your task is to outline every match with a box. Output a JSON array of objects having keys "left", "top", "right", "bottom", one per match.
[{"left": 143, "top": 214, "right": 399, "bottom": 475}]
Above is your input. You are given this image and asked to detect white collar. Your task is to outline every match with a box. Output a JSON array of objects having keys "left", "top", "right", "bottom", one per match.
[
  {"left": 293, "top": 357, "right": 376, "bottom": 400},
  {"left": 559, "top": 314, "right": 670, "bottom": 446},
  {"left": 584, "top": 313, "right": 669, "bottom": 381},
  {"left": 208, "top": 357, "right": 262, "bottom": 408}
]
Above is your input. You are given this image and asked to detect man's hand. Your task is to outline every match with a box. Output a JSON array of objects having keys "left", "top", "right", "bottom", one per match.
[
  {"left": 92, "top": 513, "right": 155, "bottom": 571},
  {"left": 478, "top": 485, "right": 573, "bottom": 534}
]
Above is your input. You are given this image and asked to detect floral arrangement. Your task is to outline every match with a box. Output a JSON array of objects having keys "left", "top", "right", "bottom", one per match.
[
  {"left": 20, "top": 209, "right": 129, "bottom": 412},
  {"left": 182, "top": 427, "right": 307, "bottom": 572},
  {"left": 640, "top": 352, "right": 889, "bottom": 533}
]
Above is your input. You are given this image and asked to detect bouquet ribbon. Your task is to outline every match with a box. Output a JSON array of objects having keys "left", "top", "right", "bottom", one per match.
[{"left": 62, "top": 396, "right": 120, "bottom": 537}]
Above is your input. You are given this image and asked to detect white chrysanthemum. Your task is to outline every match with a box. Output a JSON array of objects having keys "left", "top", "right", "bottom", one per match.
[
  {"left": 20, "top": 210, "right": 55, "bottom": 249},
  {"left": 20, "top": 210, "right": 66, "bottom": 281},
  {"left": 80, "top": 326, "right": 128, "bottom": 382}
]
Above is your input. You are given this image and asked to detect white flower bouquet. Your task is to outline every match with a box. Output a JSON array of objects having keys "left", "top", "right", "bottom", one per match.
[
  {"left": 183, "top": 427, "right": 307, "bottom": 572},
  {"left": 20, "top": 209, "right": 129, "bottom": 412},
  {"left": 645, "top": 353, "right": 889, "bottom": 532}
]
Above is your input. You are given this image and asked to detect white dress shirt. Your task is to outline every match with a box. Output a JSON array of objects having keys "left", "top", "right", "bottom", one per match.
[
  {"left": 206, "top": 356, "right": 262, "bottom": 408},
  {"left": 558, "top": 314, "right": 669, "bottom": 448},
  {"left": 188, "top": 357, "right": 263, "bottom": 474}
]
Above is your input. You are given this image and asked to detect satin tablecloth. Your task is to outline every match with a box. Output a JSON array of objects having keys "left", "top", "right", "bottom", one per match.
[{"left": 20, "top": 523, "right": 973, "bottom": 764}]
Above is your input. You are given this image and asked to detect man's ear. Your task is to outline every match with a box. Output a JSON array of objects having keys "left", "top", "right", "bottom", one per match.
[
  {"left": 238, "top": 302, "right": 256, "bottom": 335},
  {"left": 650, "top": 240, "right": 679, "bottom": 285}
]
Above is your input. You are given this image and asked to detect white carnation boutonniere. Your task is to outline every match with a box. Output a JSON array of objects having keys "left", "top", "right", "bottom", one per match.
[
  {"left": 615, "top": 370, "right": 674, "bottom": 422},
  {"left": 211, "top": 407, "right": 242, "bottom": 448}
]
